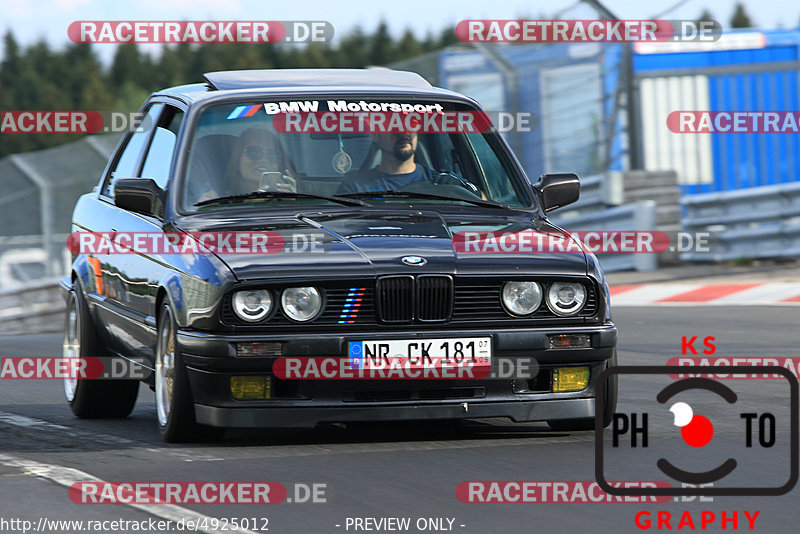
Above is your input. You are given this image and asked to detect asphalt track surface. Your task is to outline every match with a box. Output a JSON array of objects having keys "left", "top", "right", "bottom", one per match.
[{"left": 0, "top": 306, "right": 798, "bottom": 534}]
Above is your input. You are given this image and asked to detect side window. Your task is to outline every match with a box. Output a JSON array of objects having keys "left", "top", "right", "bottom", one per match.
[
  {"left": 468, "top": 133, "right": 525, "bottom": 205},
  {"left": 101, "top": 103, "right": 164, "bottom": 197},
  {"left": 141, "top": 108, "right": 183, "bottom": 189},
  {"left": 141, "top": 128, "right": 176, "bottom": 189}
]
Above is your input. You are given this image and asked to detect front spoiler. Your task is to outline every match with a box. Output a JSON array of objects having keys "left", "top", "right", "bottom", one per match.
[{"left": 194, "top": 398, "right": 595, "bottom": 428}]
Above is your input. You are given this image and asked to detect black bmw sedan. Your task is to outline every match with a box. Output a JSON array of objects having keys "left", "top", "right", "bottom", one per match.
[{"left": 61, "top": 69, "right": 617, "bottom": 442}]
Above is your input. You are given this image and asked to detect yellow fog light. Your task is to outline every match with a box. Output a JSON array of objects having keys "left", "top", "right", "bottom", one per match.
[
  {"left": 552, "top": 367, "right": 589, "bottom": 392},
  {"left": 231, "top": 376, "right": 271, "bottom": 400}
]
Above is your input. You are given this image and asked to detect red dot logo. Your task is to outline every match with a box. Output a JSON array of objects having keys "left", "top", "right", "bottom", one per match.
[{"left": 670, "top": 402, "right": 714, "bottom": 447}]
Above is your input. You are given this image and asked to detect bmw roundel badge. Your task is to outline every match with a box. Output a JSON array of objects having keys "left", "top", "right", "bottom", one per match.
[{"left": 401, "top": 256, "right": 427, "bottom": 266}]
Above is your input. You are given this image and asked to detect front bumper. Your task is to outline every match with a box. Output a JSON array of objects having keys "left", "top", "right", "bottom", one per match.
[{"left": 177, "top": 324, "right": 616, "bottom": 428}]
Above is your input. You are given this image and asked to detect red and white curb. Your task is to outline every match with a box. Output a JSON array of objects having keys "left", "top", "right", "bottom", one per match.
[{"left": 610, "top": 283, "right": 800, "bottom": 306}]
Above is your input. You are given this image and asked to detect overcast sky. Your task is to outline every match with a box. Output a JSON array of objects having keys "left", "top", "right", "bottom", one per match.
[{"left": 1, "top": 0, "right": 797, "bottom": 63}]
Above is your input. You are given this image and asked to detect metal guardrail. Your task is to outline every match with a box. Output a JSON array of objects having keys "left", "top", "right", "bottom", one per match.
[
  {"left": 554, "top": 173, "right": 624, "bottom": 216},
  {"left": 0, "top": 173, "right": 661, "bottom": 333},
  {"left": 551, "top": 200, "right": 657, "bottom": 272},
  {"left": 0, "top": 234, "right": 71, "bottom": 290},
  {"left": 0, "top": 278, "right": 64, "bottom": 335},
  {"left": 681, "top": 182, "right": 800, "bottom": 261}
]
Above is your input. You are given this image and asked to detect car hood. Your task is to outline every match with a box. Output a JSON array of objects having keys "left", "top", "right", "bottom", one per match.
[{"left": 176, "top": 209, "right": 589, "bottom": 281}]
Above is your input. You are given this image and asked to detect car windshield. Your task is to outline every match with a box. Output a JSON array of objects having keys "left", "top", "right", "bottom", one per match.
[{"left": 180, "top": 98, "right": 533, "bottom": 212}]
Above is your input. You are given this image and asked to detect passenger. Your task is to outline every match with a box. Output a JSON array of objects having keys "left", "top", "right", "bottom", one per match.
[
  {"left": 224, "top": 127, "right": 297, "bottom": 194},
  {"left": 196, "top": 127, "right": 296, "bottom": 203}
]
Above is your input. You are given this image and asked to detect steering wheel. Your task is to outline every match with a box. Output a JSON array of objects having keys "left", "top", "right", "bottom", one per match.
[
  {"left": 403, "top": 179, "right": 484, "bottom": 201},
  {"left": 431, "top": 172, "right": 483, "bottom": 198}
]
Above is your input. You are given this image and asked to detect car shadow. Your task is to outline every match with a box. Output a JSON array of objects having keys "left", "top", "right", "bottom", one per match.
[{"left": 0, "top": 399, "right": 582, "bottom": 454}]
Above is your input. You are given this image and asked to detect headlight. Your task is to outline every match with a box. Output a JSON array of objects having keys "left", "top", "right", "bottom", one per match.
[
  {"left": 501, "top": 281, "right": 542, "bottom": 316},
  {"left": 232, "top": 290, "right": 273, "bottom": 322},
  {"left": 281, "top": 287, "right": 322, "bottom": 322},
  {"left": 546, "top": 282, "right": 586, "bottom": 316}
]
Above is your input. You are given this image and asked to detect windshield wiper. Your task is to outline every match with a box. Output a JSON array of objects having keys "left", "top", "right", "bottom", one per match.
[
  {"left": 335, "top": 190, "right": 506, "bottom": 209},
  {"left": 195, "top": 190, "right": 366, "bottom": 207}
]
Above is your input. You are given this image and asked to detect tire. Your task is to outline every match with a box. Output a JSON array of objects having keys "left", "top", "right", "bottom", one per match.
[
  {"left": 547, "top": 349, "right": 619, "bottom": 432},
  {"left": 155, "top": 303, "right": 223, "bottom": 443},
  {"left": 63, "top": 288, "right": 139, "bottom": 418}
]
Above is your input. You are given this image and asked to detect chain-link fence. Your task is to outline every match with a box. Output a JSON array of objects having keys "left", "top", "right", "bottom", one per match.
[{"left": 0, "top": 134, "right": 119, "bottom": 289}]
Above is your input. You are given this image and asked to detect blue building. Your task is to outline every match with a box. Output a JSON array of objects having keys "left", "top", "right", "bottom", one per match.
[
  {"left": 438, "top": 41, "right": 616, "bottom": 182},
  {"left": 435, "top": 28, "right": 800, "bottom": 196}
]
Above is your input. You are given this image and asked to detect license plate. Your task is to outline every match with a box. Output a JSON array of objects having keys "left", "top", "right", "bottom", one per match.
[{"left": 347, "top": 338, "right": 491, "bottom": 369}]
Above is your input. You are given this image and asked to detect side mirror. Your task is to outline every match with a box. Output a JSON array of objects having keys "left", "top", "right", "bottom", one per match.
[
  {"left": 114, "top": 178, "right": 166, "bottom": 218},
  {"left": 533, "top": 173, "right": 580, "bottom": 212}
]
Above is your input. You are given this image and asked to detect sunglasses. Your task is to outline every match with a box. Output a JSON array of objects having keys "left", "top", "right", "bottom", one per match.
[{"left": 244, "top": 145, "right": 282, "bottom": 161}]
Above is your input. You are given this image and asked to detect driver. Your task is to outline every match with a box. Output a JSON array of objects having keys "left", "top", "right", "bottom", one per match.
[{"left": 337, "top": 132, "right": 434, "bottom": 194}]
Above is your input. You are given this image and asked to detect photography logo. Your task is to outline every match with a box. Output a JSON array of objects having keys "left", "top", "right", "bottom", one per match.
[{"left": 595, "top": 366, "right": 798, "bottom": 496}]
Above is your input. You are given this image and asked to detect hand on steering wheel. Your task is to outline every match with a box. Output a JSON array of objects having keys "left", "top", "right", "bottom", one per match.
[{"left": 261, "top": 172, "right": 297, "bottom": 193}]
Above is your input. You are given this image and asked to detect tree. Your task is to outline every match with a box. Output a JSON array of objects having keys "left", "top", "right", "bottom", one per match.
[
  {"left": 730, "top": 2, "right": 754, "bottom": 28},
  {"left": 696, "top": 9, "right": 715, "bottom": 26},
  {"left": 110, "top": 43, "right": 145, "bottom": 87},
  {"left": 336, "top": 25, "right": 368, "bottom": 68},
  {"left": 0, "top": 21, "right": 473, "bottom": 158},
  {"left": 437, "top": 26, "right": 460, "bottom": 49},
  {"left": 693, "top": 8, "right": 720, "bottom": 36},
  {"left": 368, "top": 20, "right": 394, "bottom": 65},
  {"left": 155, "top": 44, "right": 189, "bottom": 87},
  {"left": 395, "top": 29, "right": 423, "bottom": 60},
  {"left": 0, "top": 31, "right": 20, "bottom": 86}
]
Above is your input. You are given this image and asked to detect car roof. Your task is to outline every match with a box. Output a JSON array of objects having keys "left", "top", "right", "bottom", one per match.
[
  {"left": 204, "top": 69, "right": 432, "bottom": 90},
  {"left": 155, "top": 69, "right": 471, "bottom": 105}
]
